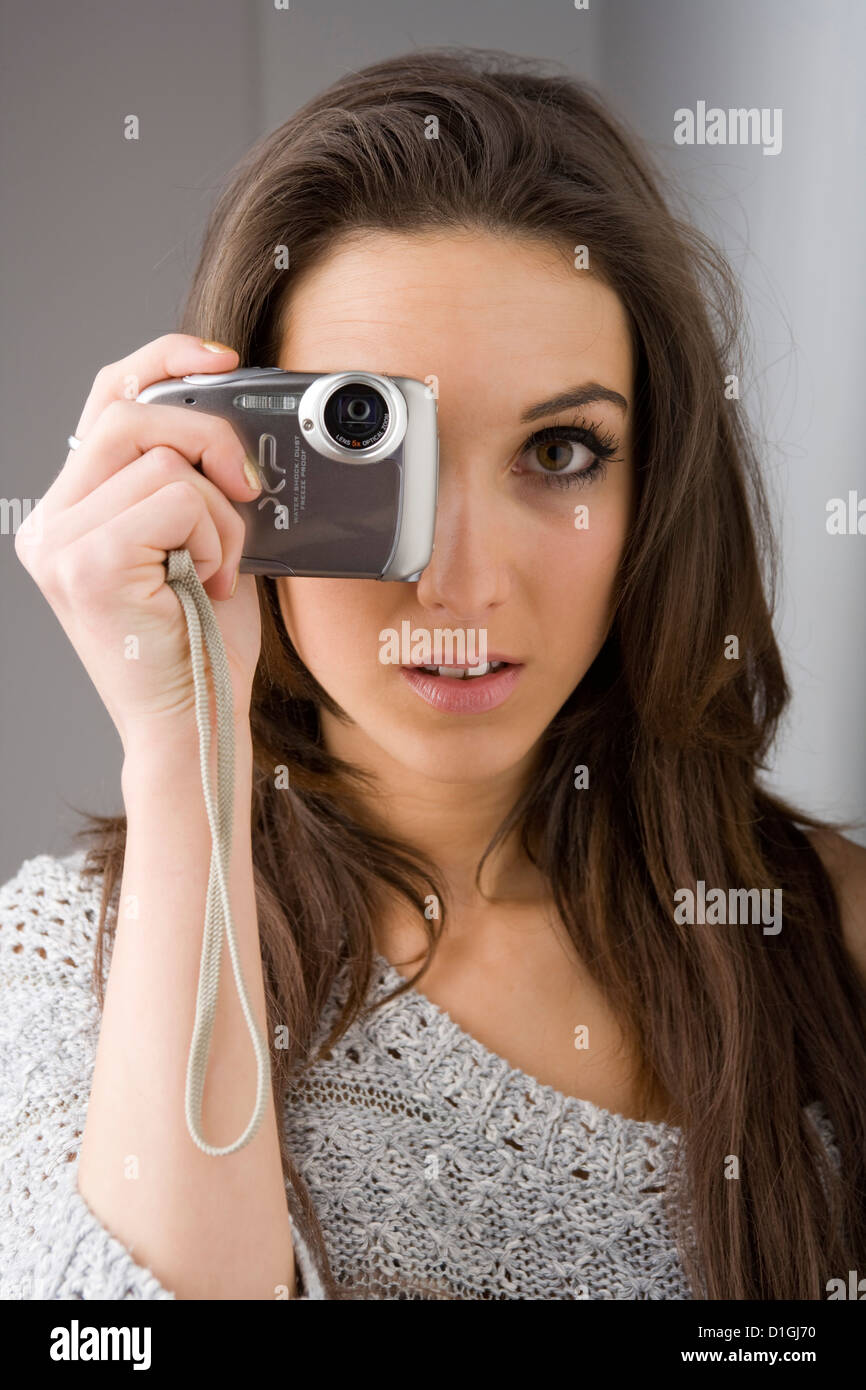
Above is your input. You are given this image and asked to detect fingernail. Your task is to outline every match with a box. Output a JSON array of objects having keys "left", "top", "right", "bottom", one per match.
[
  {"left": 200, "top": 339, "right": 235, "bottom": 353},
  {"left": 230, "top": 568, "right": 239, "bottom": 597},
  {"left": 243, "top": 459, "right": 262, "bottom": 490}
]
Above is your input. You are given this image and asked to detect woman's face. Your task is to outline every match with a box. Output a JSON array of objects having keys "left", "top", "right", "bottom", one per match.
[{"left": 276, "top": 229, "right": 635, "bottom": 789}]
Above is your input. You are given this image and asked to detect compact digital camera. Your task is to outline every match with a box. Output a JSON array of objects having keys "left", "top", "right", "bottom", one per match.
[{"left": 136, "top": 367, "right": 439, "bottom": 580}]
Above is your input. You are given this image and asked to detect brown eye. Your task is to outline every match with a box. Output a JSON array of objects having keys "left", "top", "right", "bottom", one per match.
[
  {"left": 514, "top": 423, "right": 616, "bottom": 490},
  {"left": 532, "top": 438, "right": 593, "bottom": 476}
]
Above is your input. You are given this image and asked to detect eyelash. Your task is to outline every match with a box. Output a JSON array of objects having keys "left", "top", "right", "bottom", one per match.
[{"left": 516, "top": 419, "right": 620, "bottom": 490}]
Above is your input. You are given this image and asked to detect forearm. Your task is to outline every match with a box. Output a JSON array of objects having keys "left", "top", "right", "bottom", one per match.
[{"left": 77, "top": 717, "right": 295, "bottom": 1300}]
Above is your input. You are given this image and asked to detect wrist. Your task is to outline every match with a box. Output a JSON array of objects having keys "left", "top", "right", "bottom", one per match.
[{"left": 121, "top": 712, "right": 253, "bottom": 790}]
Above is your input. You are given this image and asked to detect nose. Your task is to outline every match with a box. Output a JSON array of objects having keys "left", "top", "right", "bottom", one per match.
[{"left": 413, "top": 456, "right": 511, "bottom": 619}]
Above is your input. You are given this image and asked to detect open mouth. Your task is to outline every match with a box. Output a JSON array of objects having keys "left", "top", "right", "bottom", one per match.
[
  {"left": 407, "top": 660, "right": 510, "bottom": 680},
  {"left": 399, "top": 659, "right": 524, "bottom": 713}
]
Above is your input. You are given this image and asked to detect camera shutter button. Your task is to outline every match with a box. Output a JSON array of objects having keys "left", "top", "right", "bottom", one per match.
[
  {"left": 183, "top": 372, "right": 244, "bottom": 385},
  {"left": 182, "top": 367, "right": 286, "bottom": 385}
]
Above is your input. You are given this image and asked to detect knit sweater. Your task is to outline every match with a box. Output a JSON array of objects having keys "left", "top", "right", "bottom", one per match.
[{"left": 0, "top": 849, "right": 840, "bottom": 1301}]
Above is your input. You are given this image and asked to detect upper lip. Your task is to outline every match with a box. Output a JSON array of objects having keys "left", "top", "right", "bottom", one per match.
[{"left": 402, "top": 653, "right": 522, "bottom": 667}]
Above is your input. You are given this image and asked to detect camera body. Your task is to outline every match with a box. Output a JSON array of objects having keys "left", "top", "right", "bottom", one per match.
[{"left": 136, "top": 367, "right": 439, "bottom": 580}]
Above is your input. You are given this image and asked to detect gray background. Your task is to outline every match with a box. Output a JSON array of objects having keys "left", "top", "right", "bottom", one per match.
[{"left": 2, "top": 0, "right": 864, "bottom": 880}]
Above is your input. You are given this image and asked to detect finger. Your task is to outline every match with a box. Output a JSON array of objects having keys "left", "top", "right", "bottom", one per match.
[
  {"left": 72, "top": 333, "right": 239, "bottom": 443},
  {"left": 48, "top": 399, "right": 261, "bottom": 514},
  {"left": 53, "top": 446, "right": 247, "bottom": 600},
  {"left": 59, "top": 481, "right": 225, "bottom": 604}
]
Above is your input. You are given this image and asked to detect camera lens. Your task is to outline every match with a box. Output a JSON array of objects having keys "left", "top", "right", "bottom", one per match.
[{"left": 323, "top": 382, "right": 389, "bottom": 450}]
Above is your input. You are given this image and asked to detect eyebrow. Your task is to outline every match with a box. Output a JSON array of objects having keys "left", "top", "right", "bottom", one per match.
[
  {"left": 380, "top": 372, "right": 629, "bottom": 420},
  {"left": 519, "top": 383, "right": 629, "bottom": 423}
]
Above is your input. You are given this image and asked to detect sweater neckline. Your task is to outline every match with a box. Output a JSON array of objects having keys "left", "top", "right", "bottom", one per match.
[{"left": 368, "top": 949, "right": 683, "bottom": 1142}]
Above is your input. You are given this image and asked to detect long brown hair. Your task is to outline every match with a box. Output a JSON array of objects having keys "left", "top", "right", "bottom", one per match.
[{"left": 74, "top": 47, "right": 866, "bottom": 1300}]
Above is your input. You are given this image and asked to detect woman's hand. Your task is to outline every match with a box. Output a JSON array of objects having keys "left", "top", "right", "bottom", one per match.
[{"left": 15, "top": 334, "right": 263, "bottom": 750}]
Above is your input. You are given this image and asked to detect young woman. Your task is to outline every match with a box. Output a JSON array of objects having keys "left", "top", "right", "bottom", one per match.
[{"left": 2, "top": 47, "right": 865, "bottom": 1302}]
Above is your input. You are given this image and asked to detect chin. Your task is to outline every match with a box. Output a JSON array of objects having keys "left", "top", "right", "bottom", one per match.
[{"left": 363, "top": 713, "right": 541, "bottom": 785}]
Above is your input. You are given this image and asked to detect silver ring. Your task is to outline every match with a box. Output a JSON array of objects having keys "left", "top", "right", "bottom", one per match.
[{"left": 67, "top": 433, "right": 83, "bottom": 451}]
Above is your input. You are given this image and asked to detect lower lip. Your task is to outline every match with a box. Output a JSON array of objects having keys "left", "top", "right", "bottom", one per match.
[{"left": 399, "top": 664, "right": 523, "bottom": 714}]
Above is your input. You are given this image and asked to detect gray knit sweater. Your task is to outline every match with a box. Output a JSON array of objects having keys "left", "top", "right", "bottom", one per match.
[{"left": 0, "top": 849, "right": 840, "bottom": 1300}]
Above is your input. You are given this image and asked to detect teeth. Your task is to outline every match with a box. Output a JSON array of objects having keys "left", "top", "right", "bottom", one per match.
[{"left": 416, "top": 661, "right": 505, "bottom": 679}]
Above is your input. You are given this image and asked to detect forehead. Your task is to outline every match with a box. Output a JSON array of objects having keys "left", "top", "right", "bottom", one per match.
[{"left": 276, "top": 229, "right": 633, "bottom": 400}]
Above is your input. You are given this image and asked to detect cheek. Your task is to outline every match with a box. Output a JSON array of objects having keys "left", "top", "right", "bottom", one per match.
[
  {"left": 277, "top": 579, "right": 385, "bottom": 673},
  {"left": 528, "top": 493, "right": 629, "bottom": 653}
]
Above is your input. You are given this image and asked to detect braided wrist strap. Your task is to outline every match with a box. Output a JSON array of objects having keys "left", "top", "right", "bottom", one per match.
[{"left": 164, "top": 548, "right": 270, "bottom": 1155}]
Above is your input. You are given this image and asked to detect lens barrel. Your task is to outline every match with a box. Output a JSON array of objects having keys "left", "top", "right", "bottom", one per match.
[{"left": 323, "top": 383, "right": 390, "bottom": 449}]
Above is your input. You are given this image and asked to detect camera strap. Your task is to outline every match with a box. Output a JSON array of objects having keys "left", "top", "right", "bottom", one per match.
[{"left": 164, "top": 547, "right": 270, "bottom": 1155}]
